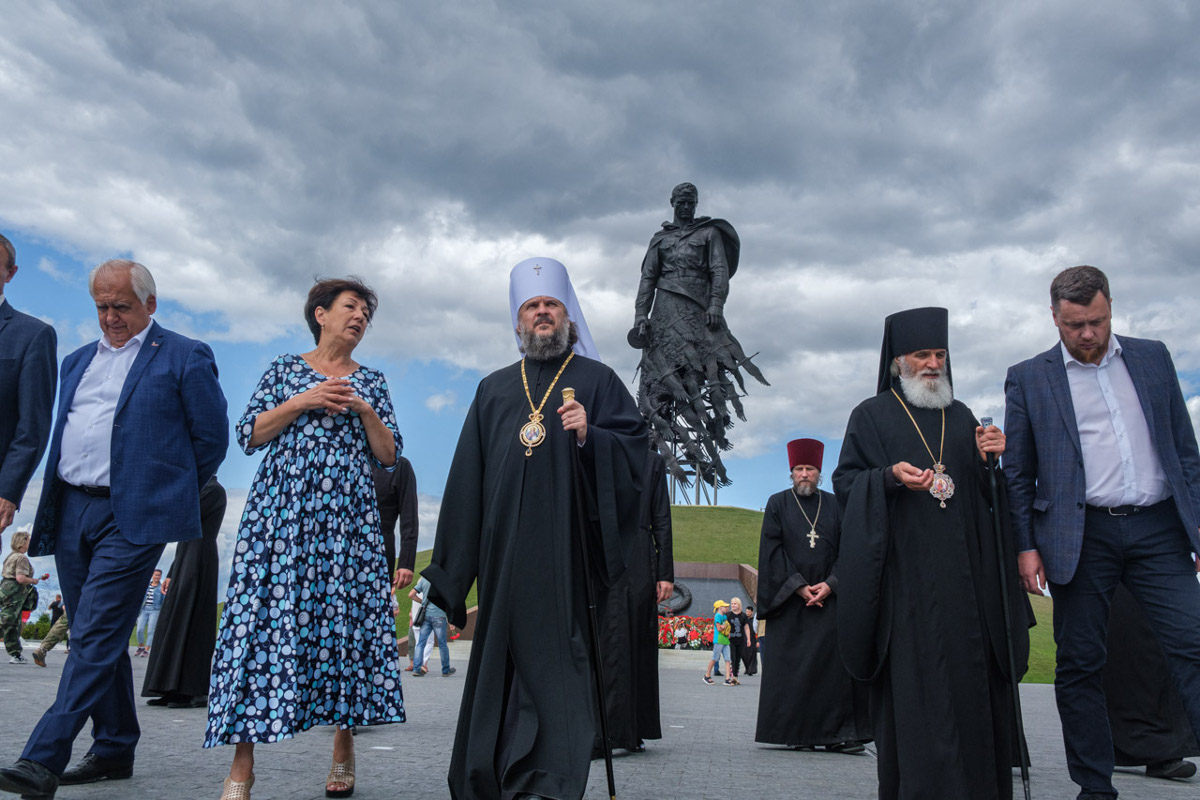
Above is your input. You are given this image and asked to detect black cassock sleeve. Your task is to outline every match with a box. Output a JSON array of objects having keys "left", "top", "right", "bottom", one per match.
[
  {"left": 424, "top": 388, "right": 484, "bottom": 629},
  {"left": 756, "top": 493, "right": 808, "bottom": 619},
  {"left": 832, "top": 403, "right": 895, "bottom": 683}
]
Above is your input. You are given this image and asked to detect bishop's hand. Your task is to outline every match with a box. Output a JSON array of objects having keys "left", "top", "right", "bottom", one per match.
[
  {"left": 892, "top": 461, "right": 934, "bottom": 491},
  {"left": 557, "top": 398, "right": 588, "bottom": 445}
]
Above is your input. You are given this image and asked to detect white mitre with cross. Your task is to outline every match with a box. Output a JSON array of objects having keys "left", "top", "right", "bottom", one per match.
[{"left": 508, "top": 256, "right": 600, "bottom": 360}]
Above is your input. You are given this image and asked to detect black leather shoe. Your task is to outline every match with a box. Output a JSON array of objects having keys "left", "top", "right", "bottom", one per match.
[
  {"left": 59, "top": 753, "right": 133, "bottom": 785},
  {"left": 1146, "top": 759, "right": 1197, "bottom": 779},
  {"left": 0, "top": 759, "right": 58, "bottom": 799},
  {"left": 825, "top": 741, "right": 866, "bottom": 755}
]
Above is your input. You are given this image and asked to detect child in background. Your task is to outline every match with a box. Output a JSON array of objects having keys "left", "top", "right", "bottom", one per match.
[{"left": 703, "top": 600, "right": 734, "bottom": 685}]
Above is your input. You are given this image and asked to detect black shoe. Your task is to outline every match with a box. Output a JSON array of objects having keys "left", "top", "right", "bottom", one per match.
[
  {"left": 1076, "top": 793, "right": 1118, "bottom": 799},
  {"left": 146, "top": 696, "right": 172, "bottom": 707},
  {"left": 825, "top": 741, "right": 866, "bottom": 755},
  {"left": 59, "top": 753, "right": 133, "bottom": 785},
  {"left": 167, "top": 695, "right": 208, "bottom": 709},
  {"left": 0, "top": 759, "right": 58, "bottom": 799},
  {"left": 630, "top": 740, "right": 646, "bottom": 753},
  {"left": 442, "top": 667, "right": 456, "bottom": 676},
  {"left": 1146, "top": 759, "right": 1197, "bottom": 779}
]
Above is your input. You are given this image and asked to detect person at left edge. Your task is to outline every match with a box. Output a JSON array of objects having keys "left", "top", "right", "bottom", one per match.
[
  {"left": 0, "top": 232, "right": 57, "bottom": 540},
  {"left": 0, "top": 259, "right": 228, "bottom": 800}
]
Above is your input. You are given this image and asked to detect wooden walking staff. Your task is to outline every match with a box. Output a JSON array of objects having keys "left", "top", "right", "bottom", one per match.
[
  {"left": 562, "top": 387, "right": 618, "bottom": 800},
  {"left": 980, "top": 417, "right": 1032, "bottom": 800}
]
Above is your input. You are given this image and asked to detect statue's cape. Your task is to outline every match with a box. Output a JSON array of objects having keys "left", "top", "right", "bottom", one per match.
[{"left": 650, "top": 217, "right": 741, "bottom": 279}]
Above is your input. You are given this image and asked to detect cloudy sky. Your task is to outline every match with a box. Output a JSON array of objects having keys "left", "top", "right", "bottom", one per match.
[{"left": 5, "top": 1, "right": 1200, "bottom": 579}]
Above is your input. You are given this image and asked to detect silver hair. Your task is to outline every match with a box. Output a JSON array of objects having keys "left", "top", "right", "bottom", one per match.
[{"left": 89, "top": 259, "right": 157, "bottom": 303}]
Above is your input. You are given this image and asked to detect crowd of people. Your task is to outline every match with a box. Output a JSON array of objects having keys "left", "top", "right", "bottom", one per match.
[{"left": 0, "top": 224, "right": 1199, "bottom": 800}]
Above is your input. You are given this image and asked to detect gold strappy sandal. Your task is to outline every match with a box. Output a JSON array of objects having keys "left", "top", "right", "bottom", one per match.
[
  {"left": 325, "top": 755, "right": 355, "bottom": 798},
  {"left": 220, "top": 773, "right": 254, "bottom": 800}
]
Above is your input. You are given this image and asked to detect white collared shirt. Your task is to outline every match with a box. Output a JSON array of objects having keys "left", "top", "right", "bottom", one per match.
[
  {"left": 58, "top": 325, "right": 152, "bottom": 487},
  {"left": 1062, "top": 334, "right": 1169, "bottom": 507}
]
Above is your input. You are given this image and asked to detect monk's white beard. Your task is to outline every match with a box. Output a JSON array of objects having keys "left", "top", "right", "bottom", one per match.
[
  {"left": 518, "top": 321, "right": 570, "bottom": 361},
  {"left": 898, "top": 364, "right": 953, "bottom": 409}
]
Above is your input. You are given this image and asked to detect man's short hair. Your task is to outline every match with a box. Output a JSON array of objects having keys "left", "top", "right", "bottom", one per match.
[
  {"left": 1050, "top": 265, "right": 1110, "bottom": 309},
  {"left": 670, "top": 182, "right": 698, "bottom": 205},
  {"left": 89, "top": 259, "right": 157, "bottom": 304},
  {"left": 304, "top": 276, "right": 378, "bottom": 345},
  {"left": 0, "top": 233, "right": 15, "bottom": 274}
]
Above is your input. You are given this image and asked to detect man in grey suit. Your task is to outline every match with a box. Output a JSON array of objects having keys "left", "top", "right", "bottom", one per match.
[
  {"left": 1004, "top": 265, "right": 1200, "bottom": 799},
  {"left": 0, "top": 233, "right": 57, "bottom": 538}
]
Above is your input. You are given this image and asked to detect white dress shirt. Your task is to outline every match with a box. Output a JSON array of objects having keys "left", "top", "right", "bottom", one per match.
[
  {"left": 1062, "top": 334, "right": 1169, "bottom": 507},
  {"left": 58, "top": 325, "right": 152, "bottom": 487}
]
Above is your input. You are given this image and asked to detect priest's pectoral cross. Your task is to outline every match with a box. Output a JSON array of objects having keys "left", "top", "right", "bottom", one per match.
[
  {"left": 533, "top": 264, "right": 542, "bottom": 274},
  {"left": 807, "top": 528, "right": 819, "bottom": 548}
]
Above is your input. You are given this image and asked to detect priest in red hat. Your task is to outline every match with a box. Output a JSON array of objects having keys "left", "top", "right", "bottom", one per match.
[{"left": 754, "top": 438, "right": 871, "bottom": 754}]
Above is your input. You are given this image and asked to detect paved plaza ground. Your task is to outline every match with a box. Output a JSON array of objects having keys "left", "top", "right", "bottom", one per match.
[{"left": 0, "top": 641, "right": 1195, "bottom": 799}]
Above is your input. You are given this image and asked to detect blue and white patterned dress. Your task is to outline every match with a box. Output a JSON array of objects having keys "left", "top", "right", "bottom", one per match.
[{"left": 204, "top": 354, "right": 405, "bottom": 746}]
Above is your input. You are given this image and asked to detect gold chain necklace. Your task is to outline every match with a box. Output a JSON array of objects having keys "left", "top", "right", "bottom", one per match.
[
  {"left": 791, "top": 488, "right": 822, "bottom": 548},
  {"left": 890, "top": 388, "right": 955, "bottom": 508},
  {"left": 519, "top": 352, "right": 575, "bottom": 456}
]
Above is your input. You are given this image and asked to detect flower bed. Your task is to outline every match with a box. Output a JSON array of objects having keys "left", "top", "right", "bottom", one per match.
[{"left": 658, "top": 614, "right": 714, "bottom": 650}]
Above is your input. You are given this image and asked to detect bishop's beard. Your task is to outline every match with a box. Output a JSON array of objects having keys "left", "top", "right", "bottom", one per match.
[
  {"left": 519, "top": 319, "right": 573, "bottom": 361},
  {"left": 897, "top": 361, "right": 953, "bottom": 409}
]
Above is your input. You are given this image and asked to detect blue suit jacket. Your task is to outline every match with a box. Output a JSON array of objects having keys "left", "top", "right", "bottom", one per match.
[
  {"left": 1003, "top": 336, "right": 1200, "bottom": 584},
  {"left": 29, "top": 321, "right": 229, "bottom": 556},
  {"left": 0, "top": 299, "right": 57, "bottom": 509}
]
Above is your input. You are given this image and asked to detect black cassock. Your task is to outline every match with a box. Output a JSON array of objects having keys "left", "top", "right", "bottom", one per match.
[
  {"left": 425, "top": 353, "right": 647, "bottom": 800},
  {"left": 1106, "top": 583, "right": 1200, "bottom": 767},
  {"left": 598, "top": 449, "right": 673, "bottom": 750},
  {"left": 833, "top": 391, "right": 1029, "bottom": 800},
  {"left": 754, "top": 487, "right": 870, "bottom": 747},
  {"left": 143, "top": 476, "right": 226, "bottom": 701}
]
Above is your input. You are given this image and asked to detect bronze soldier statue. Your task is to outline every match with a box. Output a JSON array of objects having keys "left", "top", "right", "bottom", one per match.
[{"left": 629, "top": 182, "right": 767, "bottom": 490}]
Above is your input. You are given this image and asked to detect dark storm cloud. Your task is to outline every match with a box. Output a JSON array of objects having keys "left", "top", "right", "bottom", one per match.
[{"left": 1, "top": 0, "right": 1198, "bottom": 448}]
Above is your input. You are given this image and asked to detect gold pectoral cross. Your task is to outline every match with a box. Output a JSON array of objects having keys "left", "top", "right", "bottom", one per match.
[{"left": 807, "top": 528, "right": 819, "bottom": 548}]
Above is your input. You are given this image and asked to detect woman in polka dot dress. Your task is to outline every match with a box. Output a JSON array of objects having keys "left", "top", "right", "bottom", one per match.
[{"left": 206, "top": 278, "right": 405, "bottom": 800}]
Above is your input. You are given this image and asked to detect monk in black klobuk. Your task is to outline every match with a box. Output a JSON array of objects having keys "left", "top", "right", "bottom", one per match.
[
  {"left": 425, "top": 257, "right": 647, "bottom": 800},
  {"left": 755, "top": 438, "right": 870, "bottom": 753},
  {"left": 596, "top": 447, "right": 674, "bottom": 754},
  {"left": 1105, "top": 583, "right": 1199, "bottom": 780},
  {"left": 833, "top": 307, "right": 1029, "bottom": 800}
]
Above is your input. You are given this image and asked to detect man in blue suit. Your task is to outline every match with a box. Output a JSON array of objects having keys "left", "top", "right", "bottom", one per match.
[
  {"left": 1004, "top": 265, "right": 1200, "bottom": 799},
  {"left": 0, "top": 259, "right": 228, "bottom": 799},
  {"left": 0, "top": 233, "right": 57, "bottom": 539}
]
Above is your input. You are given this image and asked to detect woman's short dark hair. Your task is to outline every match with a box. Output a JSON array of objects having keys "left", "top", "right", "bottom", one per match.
[{"left": 304, "top": 277, "right": 378, "bottom": 344}]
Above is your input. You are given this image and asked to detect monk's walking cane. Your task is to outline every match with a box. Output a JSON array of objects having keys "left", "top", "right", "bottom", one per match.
[
  {"left": 981, "top": 417, "right": 1032, "bottom": 800},
  {"left": 564, "top": 388, "right": 618, "bottom": 800}
]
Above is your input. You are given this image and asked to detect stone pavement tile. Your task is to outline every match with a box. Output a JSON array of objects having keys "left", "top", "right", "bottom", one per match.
[{"left": 0, "top": 641, "right": 1196, "bottom": 798}]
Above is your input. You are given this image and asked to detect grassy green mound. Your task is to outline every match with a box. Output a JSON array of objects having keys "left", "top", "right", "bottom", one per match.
[{"left": 391, "top": 504, "right": 1054, "bottom": 682}]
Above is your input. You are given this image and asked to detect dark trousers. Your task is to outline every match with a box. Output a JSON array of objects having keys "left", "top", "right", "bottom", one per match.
[
  {"left": 729, "top": 636, "right": 745, "bottom": 677},
  {"left": 22, "top": 489, "right": 163, "bottom": 774},
  {"left": 743, "top": 635, "right": 758, "bottom": 675},
  {"left": 1050, "top": 500, "right": 1200, "bottom": 796}
]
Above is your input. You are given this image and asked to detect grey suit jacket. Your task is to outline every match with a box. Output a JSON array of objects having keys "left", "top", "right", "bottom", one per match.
[
  {"left": 1004, "top": 336, "right": 1200, "bottom": 585},
  {"left": 0, "top": 299, "right": 57, "bottom": 509}
]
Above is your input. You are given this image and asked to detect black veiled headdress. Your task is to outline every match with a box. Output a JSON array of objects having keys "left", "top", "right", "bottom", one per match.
[{"left": 876, "top": 306, "right": 951, "bottom": 393}]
